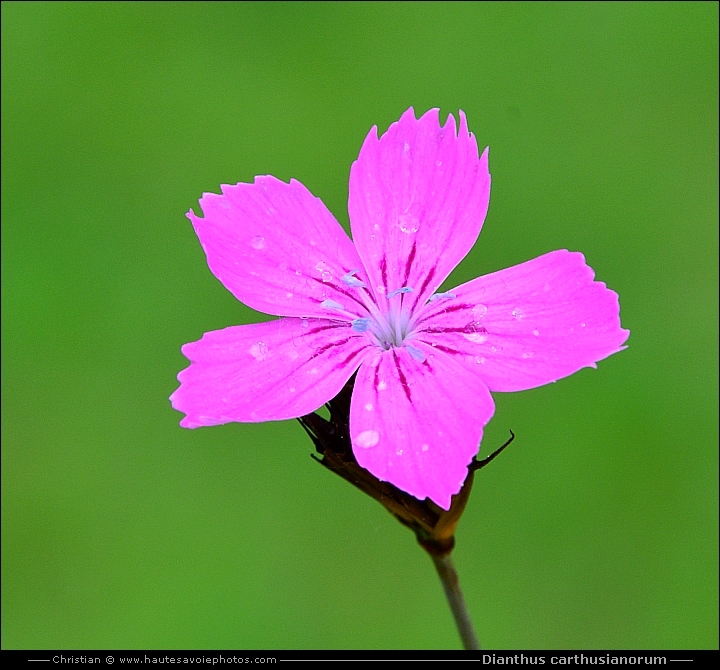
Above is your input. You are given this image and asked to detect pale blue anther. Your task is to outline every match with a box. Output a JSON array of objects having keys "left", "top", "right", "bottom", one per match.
[
  {"left": 351, "top": 318, "right": 371, "bottom": 333},
  {"left": 428, "top": 291, "right": 457, "bottom": 302},
  {"left": 405, "top": 344, "right": 426, "bottom": 362},
  {"left": 321, "top": 299, "right": 344, "bottom": 311},
  {"left": 341, "top": 271, "right": 367, "bottom": 289},
  {"left": 387, "top": 286, "right": 414, "bottom": 299}
]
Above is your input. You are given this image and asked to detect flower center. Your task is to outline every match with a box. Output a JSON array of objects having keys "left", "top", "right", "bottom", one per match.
[{"left": 351, "top": 284, "right": 421, "bottom": 354}]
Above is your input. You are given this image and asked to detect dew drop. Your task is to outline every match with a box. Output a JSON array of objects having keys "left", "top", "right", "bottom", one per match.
[
  {"left": 472, "top": 304, "right": 488, "bottom": 319},
  {"left": 512, "top": 308, "right": 524, "bottom": 320},
  {"left": 533, "top": 329, "right": 540, "bottom": 336},
  {"left": 315, "top": 260, "right": 329, "bottom": 273},
  {"left": 475, "top": 356, "right": 486, "bottom": 364},
  {"left": 321, "top": 272, "right": 333, "bottom": 282},
  {"left": 250, "top": 236, "right": 266, "bottom": 250},
  {"left": 421, "top": 443, "right": 430, "bottom": 452},
  {"left": 356, "top": 430, "right": 380, "bottom": 449},
  {"left": 521, "top": 351, "right": 535, "bottom": 359},
  {"left": 580, "top": 322, "right": 586, "bottom": 328},
  {"left": 378, "top": 380, "right": 388, "bottom": 391},
  {"left": 301, "top": 320, "right": 309, "bottom": 329},
  {"left": 364, "top": 403, "right": 373, "bottom": 411},
  {"left": 395, "top": 448, "right": 404, "bottom": 456},
  {"left": 462, "top": 321, "right": 488, "bottom": 343},
  {"left": 286, "top": 292, "right": 293, "bottom": 299},
  {"left": 398, "top": 214, "right": 419, "bottom": 234},
  {"left": 249, "top": 342, "right": 269, "bottom": 360},
  {"left": 289, "top": 387, "right": 296, "bottom": 393}
]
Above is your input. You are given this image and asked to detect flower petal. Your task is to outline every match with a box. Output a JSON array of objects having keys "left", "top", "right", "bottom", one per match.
[
  {"left": 350, "top": 344, "right": 495, "bottom": 510},
  {"left": 348, "top": 107, "right": 491, "bottom": 311},
  {"left": 188, "top": 177, "right": 368, "bottom": 320},
  {"left": 171, "top": 318, "right": 372, "bottom": 427},
  {"left": 415, "top": 250, "right": 630, "bottom": 392}
]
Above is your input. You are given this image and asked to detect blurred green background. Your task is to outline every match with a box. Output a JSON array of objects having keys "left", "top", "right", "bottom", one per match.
[{"left": 2, "top": 1, "right": 717, "bottom": 651}]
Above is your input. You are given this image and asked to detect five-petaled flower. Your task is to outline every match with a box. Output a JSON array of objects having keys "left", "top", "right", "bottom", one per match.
[{"left": 171, "top": 108, "right": 628, "bottom": 510}]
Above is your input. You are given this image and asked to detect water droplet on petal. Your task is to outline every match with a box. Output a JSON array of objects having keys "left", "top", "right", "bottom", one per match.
[
  {"left": 512, "top": 308, "right": 524, "bottom": 320},
  {"left": 249, "top": 342, "right": 269, "bottom": 360},
  {"left": 472, "top": 304, "right": 488, "bottom": 319},
  {"left": 580, "top": 322, "right": 586, "bottom": 328},
  {"left": 395, "top": 448, "right": 403, "bottom": 456},
  {"left": 475, "top": 356, "right": 486, "bottom": 364},
  {"left": 356, "top": 430, "right": 380, "bottom": 449},
  {"left": 398, "top": 214, "right": 419, "bottom": 234},
  {"left": 321, "top": 272, "right": 333, "bottom": 282},
  {"left": 364, "top": 403, "right": 373, "bottom": 411},
  {"left": 463, "top": 321, "right": 488, "bottom": 343},
  {"left": 378, "top": 380, "right": 388, "bottom": 391},
  {"left": 289, "top": 387, "right": 296, "bottom": 393},
  {"left": 533, "top": 329, "right": 540, "bottom": 336},
  {"left": 521, "top": 351, "right": 535, "bottom": 359},
  {"left": 421, "top": 443, "right": 430, "bottom": 452},
  {"left": 286, "top": 292, "right": 293, "bottom": 299},
  {"left": 250, "top": 236, "right": 266, "bottom": 250}
]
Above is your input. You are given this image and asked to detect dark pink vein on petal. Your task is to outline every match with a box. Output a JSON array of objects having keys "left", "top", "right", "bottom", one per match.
[
  {"left": 403, "top": 242, "right": 417, "bottom": 286},
  {"left": 393, "top": 349, "right": 413, "bottom": 402},
  {"left": 416, "top": 266, "right": 437, "bottom": 301}
]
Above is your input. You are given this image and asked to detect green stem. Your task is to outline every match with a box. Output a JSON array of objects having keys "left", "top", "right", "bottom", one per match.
[{"left": 430, "top": 551, "right": 480, "bottom": 650}]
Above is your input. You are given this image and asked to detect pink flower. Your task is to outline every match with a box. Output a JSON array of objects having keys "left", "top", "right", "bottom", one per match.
[{"left": 171, "top": 108, "right": 628, "bottom": 510}]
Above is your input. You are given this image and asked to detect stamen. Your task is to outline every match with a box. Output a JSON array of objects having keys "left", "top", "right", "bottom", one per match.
[
  {"left": 387, "top": 286, "right": 414, "bottom": 299},
  {"left": 428, "top": 291, "right": 457, "bottom": 302},
  {"left": 320, "top": 299, "right": 345, "bottom": 311},
  {"left": 351, "top": 318, "right": 371, "bottom": 333},
  {"left": 341, "top": 271, "right": 367, "bottom": 289},
  {"left": 405, "top": 344, "right": 426, "bottom": 362}
]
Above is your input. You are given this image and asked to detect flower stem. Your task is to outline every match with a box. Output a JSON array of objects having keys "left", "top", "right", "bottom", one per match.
[{"left": 430, "top": 551, "right": 480, "bottom": 650}]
